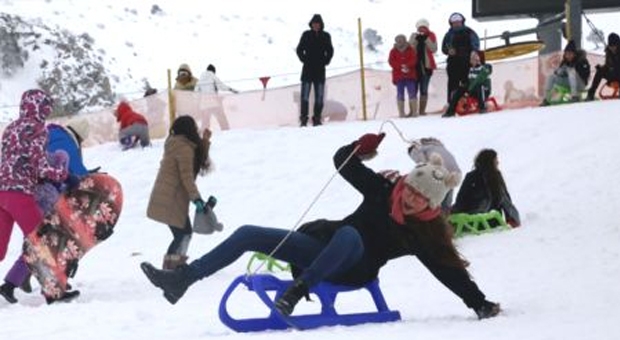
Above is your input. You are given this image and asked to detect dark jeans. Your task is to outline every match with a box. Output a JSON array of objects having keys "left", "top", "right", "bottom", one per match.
[
  {"left": 416, "top": 74, "right": 432, "bottom": 97},
  {"left": 167, "top": 217, "right": 192, "bottom": 256},
  {"left": 189, "top": 225, "right": 363, "bottom": 287},
  {"left": 300, "top": 80, "right": 325, "bottom": 121}
]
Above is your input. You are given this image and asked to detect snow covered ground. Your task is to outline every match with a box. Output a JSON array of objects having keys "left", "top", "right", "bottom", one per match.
[{"left": 1, "top": 99, "right": 620, "bottom": 340}]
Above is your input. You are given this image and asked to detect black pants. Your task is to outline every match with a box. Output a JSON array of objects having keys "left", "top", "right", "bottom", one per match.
[
  {"left": 446, "top": 56, "right": 469, "bottom": 103},
  {"left": 166, "top": 217, "right": 192, "bottom": 256}
]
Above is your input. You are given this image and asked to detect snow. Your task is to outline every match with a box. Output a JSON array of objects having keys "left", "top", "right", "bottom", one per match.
[{"left": 2, "top": 100, "right": 620, "bottom": 339}]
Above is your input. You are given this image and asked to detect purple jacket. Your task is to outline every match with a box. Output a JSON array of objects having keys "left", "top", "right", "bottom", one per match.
[{"left": 0, "top": 89, "right": 67, "bottom": 195}]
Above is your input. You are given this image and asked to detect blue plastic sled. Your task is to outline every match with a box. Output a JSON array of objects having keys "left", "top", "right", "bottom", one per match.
[{"left": 218, "top": 274, "right": 401, "bottom": 332}]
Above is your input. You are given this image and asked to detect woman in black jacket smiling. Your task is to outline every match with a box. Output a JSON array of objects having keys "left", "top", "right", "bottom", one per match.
[{"left": 140, "top": 133, "right": 501, "bottom": 320}]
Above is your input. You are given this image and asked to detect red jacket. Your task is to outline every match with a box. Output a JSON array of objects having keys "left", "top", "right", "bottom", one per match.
[
  {"left": 116, "top": 102, "right": 148, "bottom": 129},
  {"left": 388, "top": 45, "right": 417, "bottom": 84}
]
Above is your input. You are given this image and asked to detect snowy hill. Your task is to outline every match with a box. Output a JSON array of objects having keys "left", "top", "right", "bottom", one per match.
[
  {"left": 1, "top": 99, "right": 620, "bottom": 340},
  {"left": 1, "top": 0, "right": 618, "bottom": 121}
]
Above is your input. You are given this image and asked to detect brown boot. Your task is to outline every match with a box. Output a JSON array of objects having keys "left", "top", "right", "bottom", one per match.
[
  {"left": 408, "top": 99, "right": 419, "bottom": 117},
  {"left": 162, "top": 254, "right": 189, "bottom": 270},
  {"left": 396, "top": 100, "right": 406, "bottom": 117},
  {"left": 419, "top": 96, "right": 428, "bottom": 115}
]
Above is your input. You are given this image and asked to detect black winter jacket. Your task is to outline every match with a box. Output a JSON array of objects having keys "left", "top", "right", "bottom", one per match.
[
  {"left": 297, "top": 143, "right": 488, "bottom": 309},
  {"left": 452, "top": 168, "right": 521, "bottom": 225},
  {"left": 296, "top": 29, "right": 334, "bottom": 82}
]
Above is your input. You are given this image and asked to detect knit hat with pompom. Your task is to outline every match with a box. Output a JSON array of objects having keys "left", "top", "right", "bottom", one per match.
[{"left": 404, "top": 153, "right": 459, "bottom": 208}]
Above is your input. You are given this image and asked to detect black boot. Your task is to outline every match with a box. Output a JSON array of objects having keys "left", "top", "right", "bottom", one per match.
[
  {"left": 312, "top": 116, "right": 322, "bottom": 126},
  {"left": 45, "top": 290, "right": 80, "bottom": 305},
  {"left": 0, "top": 282, "right": 17, "bottom": 304},
  {"left": 300, "top": 116, "right": 308, "bottom": 127},
  {"left": 140, "top": 262, "right": 195, "bottom": 304},
  {"left": 20, "top": 273, "right": 32, "bottom": 293},
  {"left": 274, "top": 279, "right": 309, "bottom": 316}
]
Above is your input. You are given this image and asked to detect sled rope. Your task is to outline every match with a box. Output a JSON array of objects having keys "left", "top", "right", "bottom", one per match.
[
  {"left": 249, "top": 143, "right": 361, "bottom": 276},
  {"left": 250, "top": 120, "right": 412, "bottom": 276},
  {"left": 379, "top": 119, "right": 415, "bottom": 144}
]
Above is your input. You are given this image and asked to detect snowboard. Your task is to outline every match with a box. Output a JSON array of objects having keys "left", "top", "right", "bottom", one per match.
[{"left": 22, "top": 173, "right": 123, "bottom": 299}]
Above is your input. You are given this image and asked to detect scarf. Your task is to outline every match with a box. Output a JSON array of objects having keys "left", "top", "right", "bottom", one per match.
[{"left": 390, "top": 177, "right": 441, "bottom": 224}]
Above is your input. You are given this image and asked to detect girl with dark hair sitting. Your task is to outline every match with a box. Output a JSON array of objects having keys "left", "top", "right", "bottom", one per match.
[{"left": 452, "top": 149, "right": 520, "bottom": 227}]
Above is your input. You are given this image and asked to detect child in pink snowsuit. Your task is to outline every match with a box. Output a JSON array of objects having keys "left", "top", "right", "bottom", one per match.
[{"left": 0, "top": 89, "right": 68, "bottom": 262}]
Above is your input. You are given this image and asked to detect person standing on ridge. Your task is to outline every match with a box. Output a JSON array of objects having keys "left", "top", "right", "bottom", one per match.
[{"left": 296, "top": 14, "right": 334, "bottom": 127}]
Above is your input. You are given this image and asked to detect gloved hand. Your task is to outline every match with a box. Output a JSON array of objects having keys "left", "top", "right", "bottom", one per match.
[
  {"left": 206, "top": 195, "right": 217, "bottom": 209},
  {"left": 415, "top": 34, "right": 427, "bottom": 42},
  {"left": 355, "top": 133, "right": 386, "bottom": 158},
  {"left": 193, "top": 198, "right": 207, "bottom": 214},
  {"left": 474, "top": 300, "right": 501, "bottom": 319}
]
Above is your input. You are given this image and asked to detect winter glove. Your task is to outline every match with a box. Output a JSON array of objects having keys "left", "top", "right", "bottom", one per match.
[
  {"left": 355, "top": 133, "right": 386, "bottom": 159},
  {"left": 193, "top": 198, "right": 207, "bottom": 214},
  {"left": 206, "top": 195, "right": 217, "bottom": 209},
  {"left": 415, "top": 34, "right": 427, "bottom": 42},
  {"left": 474, "top": 300, "right": 501, "bottom": 319}
]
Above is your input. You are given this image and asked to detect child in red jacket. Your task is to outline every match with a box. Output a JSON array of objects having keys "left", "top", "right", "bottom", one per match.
[{"left": 115, "top": 101, "right": 150, "bottom": 150}]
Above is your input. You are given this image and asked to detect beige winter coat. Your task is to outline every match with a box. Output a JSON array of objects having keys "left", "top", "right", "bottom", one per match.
[{"left": 147, "top": 135, "right": 201, "bottom": 228}]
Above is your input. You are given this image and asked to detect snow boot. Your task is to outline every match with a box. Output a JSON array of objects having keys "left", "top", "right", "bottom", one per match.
[
  {"left": 274, "top": 279, "right": 309, "bottom": 316},
  {"left": 419, "top": 95, "right": 428, "bottom": 115},
  {"left": 474, "top": 300, "right": 501, "bottom": 319},
  {"left": 397, "top": 100, "right": 406, "bottom": 117},
  {"left": 140, "top": 262, "right": 195, "bottom": 305},
  {"left": 162, "top": 254, "right": 188, "bottom": 271},
  {"left": 0, "top": 282, "right": 17, "bottom": 304},
  {"left": 408, "top": 99, "right": 419, "bottom": 117},
  {"left": 312, "top": 116, "right": 322, "bottom": 126},
  {"left": 45, "top": 290, "right": 80, "bottom": 305}
]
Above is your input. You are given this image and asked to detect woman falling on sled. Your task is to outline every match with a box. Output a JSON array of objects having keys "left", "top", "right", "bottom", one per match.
[{"left": 140, "top": 132, "right": 501, "bottom": 320}]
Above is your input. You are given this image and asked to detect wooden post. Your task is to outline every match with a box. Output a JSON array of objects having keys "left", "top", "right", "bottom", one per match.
[
  {"left": 167, "top": 69, "right": 175, "bottom": 126},
  {"left": 357, "top": 18, "right": 368, "bottom": 121}
]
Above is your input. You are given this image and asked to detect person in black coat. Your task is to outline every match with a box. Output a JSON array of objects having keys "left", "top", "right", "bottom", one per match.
[
  {"left": 586, "top": 32, "right": 620, "bottom": 101},
  {"left": 140, "top": 133, "right": 501, "bottom": 321},
  {"left": 441, "top": 13, "right": 480, "bottom": 107},
  {"left": 452, "top": 149, "right": 520, "bottom": 227},
  {"left": 296, "top": 14, "right": 334, "bottom": 127}
]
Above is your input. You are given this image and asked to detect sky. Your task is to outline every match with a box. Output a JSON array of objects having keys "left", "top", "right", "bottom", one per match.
[
  {"left": 1, "top": 1, "right": 620, "bottom": 339},
  {"left": 1, "top": 99, "right": 620, "bottom": 340}
]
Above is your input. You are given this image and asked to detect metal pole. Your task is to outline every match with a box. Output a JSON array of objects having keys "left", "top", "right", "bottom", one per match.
[
  {"left": 357, "top": 18, "right": 368, "bottom": 121},
  {"left": 568, "top": 0, "right": 582, "bottom": 48}
]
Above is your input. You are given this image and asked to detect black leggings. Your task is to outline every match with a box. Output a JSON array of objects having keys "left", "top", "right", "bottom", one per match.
[{"left": 166, "top": 217, "right": 192, "bottom": 256}]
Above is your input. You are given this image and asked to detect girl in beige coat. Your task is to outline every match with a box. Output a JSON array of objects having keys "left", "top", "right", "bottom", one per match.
[{"left": 147, "top": 116, "right": 211, "bottom": 269}]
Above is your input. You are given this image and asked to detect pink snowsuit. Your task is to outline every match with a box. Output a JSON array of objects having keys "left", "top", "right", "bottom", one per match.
[{"left": 0, "top": 89, "right": 67, "bottom": 261}]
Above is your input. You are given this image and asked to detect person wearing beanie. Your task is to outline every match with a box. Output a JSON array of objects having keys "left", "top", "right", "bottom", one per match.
[
  {"left": 296, "top": 14, "right": 334, "bottom": 127},
  {"left": 388, "top": 34, "right": 418, "bottom": 117},
  {"left": 541, "top": 40, "right": 591, "bottom": 105},
  {"left": 409, "top": 18, "right": 437, "bottom": 115},
  {"left": 441, "top": 12, "right": 480, "bottom": 111},
  {"left": 114, "top": 101, "right": 151, "bottom": 150},
  {"left": 586, "top": 32, "right": 620, "bottom": 101},
  {"left": 140, "top": 132, "right": 501, "bottom": 321},
  {"left": 196, "top": 63, "right": 239, "bottom": 130},
  {"left": 452, "top": 149, "right": 520, "bottom": 228},
  {"left": 174, "top": 63, "right": 199, "bottom": 91}
]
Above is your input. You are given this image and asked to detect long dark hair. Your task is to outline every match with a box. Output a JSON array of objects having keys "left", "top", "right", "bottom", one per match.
[
  {"left": 403, "top": 216, "right": 469, "bottom": 270},
  {"left": 169, "top": 116, "right": 209, "bottom": 176},
  {"left": 474, "top": 149, "right": 506, "bottom": 204}
]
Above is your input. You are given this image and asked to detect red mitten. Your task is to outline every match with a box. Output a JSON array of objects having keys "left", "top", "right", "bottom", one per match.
[{"left": 355, "top": 133, "right": 386, "bottom": 157}]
